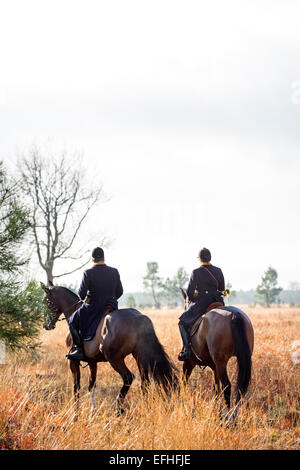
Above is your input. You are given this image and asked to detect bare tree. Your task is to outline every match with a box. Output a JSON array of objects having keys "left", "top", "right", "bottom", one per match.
[{"left": 19, "top": 144, "right": 106, "bottom": 283}]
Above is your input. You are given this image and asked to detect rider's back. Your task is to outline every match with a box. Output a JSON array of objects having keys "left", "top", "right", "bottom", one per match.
[{"left": 79, "top": 264, "right": 123, "bottom": 305}]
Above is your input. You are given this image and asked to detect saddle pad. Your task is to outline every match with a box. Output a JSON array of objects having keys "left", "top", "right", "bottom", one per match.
[
  {"left": 191, "top": 316, "right": 203, "bottom": 337},
  {"left": 103, "top": 305, "right": 114, "bottom": 315}
]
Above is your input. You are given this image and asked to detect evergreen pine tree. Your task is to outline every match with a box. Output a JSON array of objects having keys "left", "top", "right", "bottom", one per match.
[
  {"left": 256, "top": 266, "right": 282, "bottom": 307},
  {"left": 0, "top": 162, "right": 44, "bottom": 351}
]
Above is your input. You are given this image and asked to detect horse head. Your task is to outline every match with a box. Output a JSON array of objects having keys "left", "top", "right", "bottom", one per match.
[
  {"left": 40, "top": 282, "right": 82, "bottom": 330},
  {"left": 180, "top": 287, "right": 190, "bottom": 310},
  {"left": 40, "top": 281, "right": 64, "bottom": 330}
]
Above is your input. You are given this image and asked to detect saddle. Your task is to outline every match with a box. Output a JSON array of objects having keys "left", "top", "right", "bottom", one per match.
[
  {"left": 103, "top": 305, "right": 115, "bottom": 315},
  {"left": 190, "top": 301, "right": 224, "bottom": 337}
]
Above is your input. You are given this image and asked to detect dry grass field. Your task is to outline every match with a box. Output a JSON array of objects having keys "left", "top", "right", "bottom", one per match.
[{"left": 0, "top": 306, "right": 299, "bottom": 450}]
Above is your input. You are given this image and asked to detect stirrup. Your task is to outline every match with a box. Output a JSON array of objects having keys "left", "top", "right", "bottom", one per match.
[{"left": 66, "top": 348, "right": 86, "bottom": 361}]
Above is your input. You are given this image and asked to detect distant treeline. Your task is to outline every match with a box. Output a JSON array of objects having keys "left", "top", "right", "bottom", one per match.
[
  {"left": 230, "top": 289, "right": 300, "bottom": 306},
  {"left": 124, "top": 264, "right": 298, "bottom": 309},
  {"left": 120, "top": 289, "right": 300, "bottom": 308}
]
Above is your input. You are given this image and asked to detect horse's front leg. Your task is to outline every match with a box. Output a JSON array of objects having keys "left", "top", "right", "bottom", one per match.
[
  {"left": 182, "top": 355, "right": 197, "bottom": 385},
  {"left": 69, "top": 359, "right": 81, "bottom": 421},
  {"left": 88, "top": 361, "right": 98, "bottom": 419}
]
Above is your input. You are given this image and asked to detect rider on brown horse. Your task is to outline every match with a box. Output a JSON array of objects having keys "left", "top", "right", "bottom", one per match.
[
  {"left": 178, "top": 247, "right": 226, "bottom": 361},
  {"left": 66, "top": 247, "right": 123, "bottom": 361}
]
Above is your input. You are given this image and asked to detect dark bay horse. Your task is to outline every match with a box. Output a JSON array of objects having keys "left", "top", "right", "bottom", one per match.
[
  {"left": 180, "top": 289, "right": 254, "bottom": 423},
  {"left": 41, "top": 283, "right": 178, "bottom": 418}
]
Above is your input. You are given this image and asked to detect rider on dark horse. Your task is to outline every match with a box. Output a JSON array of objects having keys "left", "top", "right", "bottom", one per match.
[
  {"left": 178, "top": 247, "right": 226, "bottom": 361},
  {"left": 66, "top": 247, "right": 123, "bottom": 361}
]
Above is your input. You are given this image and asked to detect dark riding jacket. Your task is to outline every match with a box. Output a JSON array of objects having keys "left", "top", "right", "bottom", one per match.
[
  {"left": 180, "top": 264, "right": 225, "bottom": 328},
  {"left": 68, "top": 263, "right": 123, "bottom": 340}
]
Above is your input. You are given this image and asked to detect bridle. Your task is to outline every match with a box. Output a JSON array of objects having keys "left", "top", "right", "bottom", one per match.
[{"left": 43, "top": 292, "right": 83, "bottom": 330}]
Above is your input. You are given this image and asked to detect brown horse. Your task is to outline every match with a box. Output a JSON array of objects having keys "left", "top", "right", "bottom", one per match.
[
  {"left": 180, "top": 289, "right": 254, "bottom": 423},
  {"left": 41, "top": 283, "right": 178, "bottom": 418}
]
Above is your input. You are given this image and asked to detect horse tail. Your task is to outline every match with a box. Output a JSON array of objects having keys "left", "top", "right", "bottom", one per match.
[
  {"left": 231, "top": 312, "right": 252, "bottom": 399},
  {"left": 135, "top": 316, "right": 178, "bottom": 394}
]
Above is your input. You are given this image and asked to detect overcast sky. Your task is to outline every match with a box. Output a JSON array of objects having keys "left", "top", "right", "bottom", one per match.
[{"left": 1, "top": 1, "right": 300, "bottom": 292}]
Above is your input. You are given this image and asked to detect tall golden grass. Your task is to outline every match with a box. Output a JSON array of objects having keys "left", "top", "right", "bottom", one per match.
[{"left": 0, "top": 307, "right": 299, "bottom": 450}]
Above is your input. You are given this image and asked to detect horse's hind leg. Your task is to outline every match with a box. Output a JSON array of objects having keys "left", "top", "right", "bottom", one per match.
[
  {"left": 213, "top": 359, "right": 231, "bottom": 425},
  {"left": 213, "top": 359, "right": 231, "bottom": 408},
  {"left": 88, "top": 362, "right": 98, "bottom": 418},
  {"left": 137, "top": 362, "right": 150, "bottom": 394},
  {"left": 108, "top": 357, "right": 135, "bottom": 415},
  {"left": 132, "top": 351, "right": 150, "bottom": 395}
]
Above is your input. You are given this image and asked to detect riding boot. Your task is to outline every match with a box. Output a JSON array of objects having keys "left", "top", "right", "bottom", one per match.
[
  {"left": 178, "top": 321, "right": 192, "bottom": 361},
  {"left": 65, "top": 325, "right": 86, "bottom": 361}
]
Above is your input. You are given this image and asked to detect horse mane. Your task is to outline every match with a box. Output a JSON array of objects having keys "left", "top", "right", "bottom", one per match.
[{"left": 57, "top": 286, "right": 80, "bottom": 301}]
